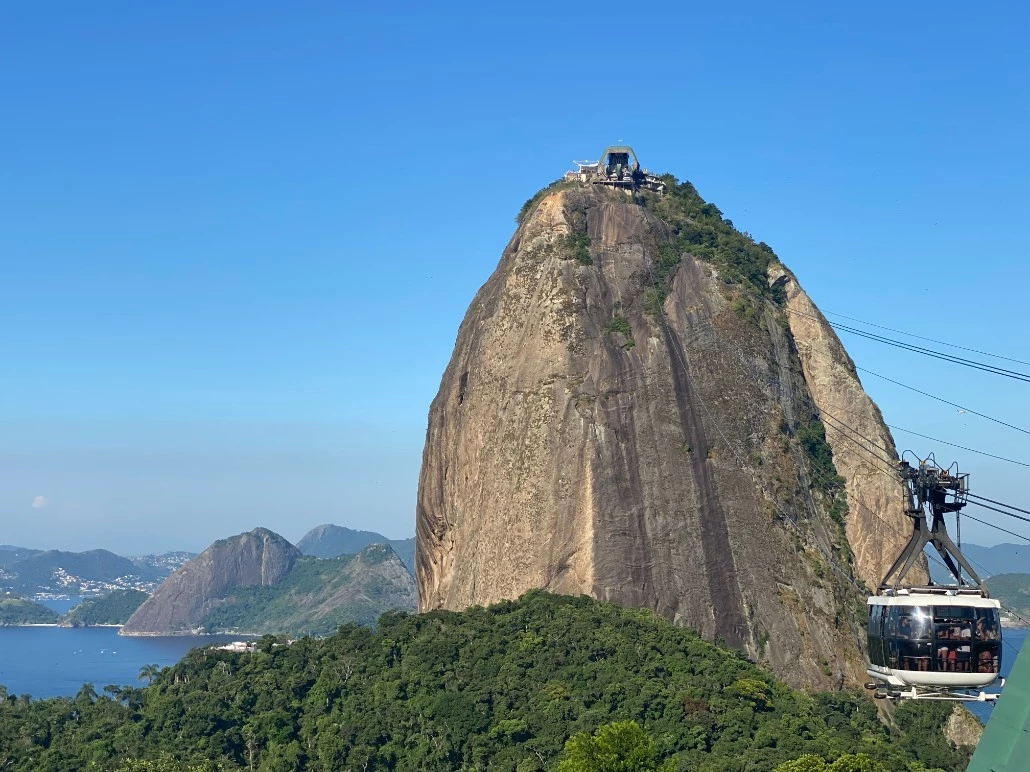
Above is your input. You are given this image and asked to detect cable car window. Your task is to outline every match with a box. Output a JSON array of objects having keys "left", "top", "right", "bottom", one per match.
[
  {"left": 899, "top": 640, "right": 933, "bottom": 671},
  {"left": 975, "top": 641, "right": 1000, "bottom": 673},
  {"left": 975, "top": 608, "right": 1000, "bottom": 641},
  {"left": 886, "top": 606, "right": 931, "bottom": 640},
  {"left": 934, "top": 607, "right": 973, "bottom": 644},
  {"left": 931, "top": 606, "right": 984, "bottom": 673},
  {"left": 865, "top": 609, "right": 889, "bottom": 667},
  {"left": 868, "top": 605, "right": 884, "bottom": 666},
  {"left": 935, "top": 642, "right": 973, "bottom": 672},
  {"left": 881, "top": 606, "right": 931, "bottom": 670},
  {"left": 934, "top": 606, "right": 975, "bottom": 622}
]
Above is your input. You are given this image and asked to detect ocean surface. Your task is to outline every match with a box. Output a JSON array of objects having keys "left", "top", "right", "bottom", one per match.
[
  {"left": 0, "top": 626, "right": 247, "bottom": 699},
  {"left": 37, "top": 595, "right": 86, "bottom": 614}
]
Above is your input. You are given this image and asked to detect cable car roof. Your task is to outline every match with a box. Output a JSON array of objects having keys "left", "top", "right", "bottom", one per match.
[{"left": 868, "top": 594, "right": 1000, "bottom": 608}]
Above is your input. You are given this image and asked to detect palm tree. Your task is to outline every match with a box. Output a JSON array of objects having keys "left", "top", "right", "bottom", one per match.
[
  {"left": 74, "top": 682, "right": 98, "bottom": 707},
  {"left": 138, "top": 663, "right": 161, "bottom": 685}
]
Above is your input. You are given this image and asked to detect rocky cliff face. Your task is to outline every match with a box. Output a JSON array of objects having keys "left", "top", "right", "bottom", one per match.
[
  {"left": 416, "top": 182, "right": 915, "bottom": 689},
  {"left": 772, "top": 269, "right": 927, "bottom": 589},
  {"left": 121, "top": 527, "right": 300, "bottom": 635},
  {"left": 236, "top": 543, "right": 418, "bottom": 635}
]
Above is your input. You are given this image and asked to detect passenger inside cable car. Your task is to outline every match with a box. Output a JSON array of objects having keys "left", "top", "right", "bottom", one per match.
[{"left": 868, "top": 604, "right": 1001, "bottom": 675}]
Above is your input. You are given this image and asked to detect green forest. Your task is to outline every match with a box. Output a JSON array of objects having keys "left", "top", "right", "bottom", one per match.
[
  {"left": 64, "top": 590, "right": 149, "bottom": 626},
  {"left": 0, "top": 592, "right": 968, "bottom": 771},
  {"left": 0, "top": 596, "right": 59, "bottom": 625}
]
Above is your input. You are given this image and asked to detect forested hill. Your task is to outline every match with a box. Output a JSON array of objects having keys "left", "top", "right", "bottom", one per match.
[
  {"left": 984, "top": 573, "right": 1030, "bottom": 618},
  {"left": 295, "top": 524, "right": 415, "bottom": 574},
  {"left": 0, "top": 592, "right": 968, "bottom": 771},
  {"left": 0, "top": 545, "right": 40, "bottom": 567},
  {"left": 63, "top": 589, "right": 148, "bottom": 626},
  {"left": 2, "top": 549, "right": 143, "bottom": 595},
  {"left": 0, "top": 597, "right": 58, "bottom": 625},
  {"left": 197, "top": 544, "right": 417, "bottom": 637}
]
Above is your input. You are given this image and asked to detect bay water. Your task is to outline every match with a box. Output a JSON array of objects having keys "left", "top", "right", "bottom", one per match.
[
  {"left": 969, "top": 625, "right": 1026, "bottom": 723},
  {"left": 0, "top": 626, "right": 246, "bottom": 699}
]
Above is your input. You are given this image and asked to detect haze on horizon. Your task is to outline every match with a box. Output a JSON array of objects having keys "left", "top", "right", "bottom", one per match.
[{"left": 2, "top": 2, "right": 1028, "bottom": 555}]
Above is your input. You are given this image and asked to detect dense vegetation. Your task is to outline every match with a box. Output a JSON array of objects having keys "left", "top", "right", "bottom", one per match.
[
  {"left": 0, "top": 592, "right": 968, "bottom": 771},
  {"left": 637, "top": 177, "right": 785, "bottom": 307},
  {"left": 0, "top": 596, "right": 59, "bottom": 625},
  {"left": 792, "top": 419, "right": 849, "bottom": 527},
  {"left": 603, "top": 315, "right": 634, "bottom": 348},
  {"left": 198, "top": 548, "right": 416, "bottom": 637},
  {"left": 64, "top": 590, "right": 148, "bottom": 626}
]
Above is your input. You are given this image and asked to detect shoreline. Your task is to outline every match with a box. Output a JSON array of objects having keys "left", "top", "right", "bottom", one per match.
[
  {"left": 1, "top": 623, "right": 124, "bottom": 629},
  {"left": 2, "top": 624, "right": 261, "bottom": 638},
  {"left": 120, "top": 630, "right": 262, "bottom": 638}
]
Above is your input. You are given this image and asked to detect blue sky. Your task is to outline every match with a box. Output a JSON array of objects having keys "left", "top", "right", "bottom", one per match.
[{"left": 1, "top": 2, "right": 1027, "bottom": 553}]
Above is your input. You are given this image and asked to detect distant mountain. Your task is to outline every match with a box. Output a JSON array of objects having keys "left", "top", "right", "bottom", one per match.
[
  {"left": 984, "top": 573, "right": 1030, "bottom": 620},
  {"left": 963, "top": 543, "right": 1027, "bottom": 576},
  {"left": 122, "top": 528, "right": 299, "bottom": 636},
  {"left": 130, "top": 552, "right": 196, "bottom": 577},
  {"left": 927, "top": 542, "right": 1028, "bottom": 583},
  {"left": 1, "top": 549, "right": 146, "bottom": 595},
  {"left": 296, "top": 524, "right": 415, "bottom": 573},
  {"left": 63, "top": 589, "right": 148, "bottom": 626},
  {"left": 0, "top": 545, "right": 40, "bottom": 567},
  {"left": 0, "top": 596, "right": 59, "bottom": 625},
  {"left": 199, "top": 544, "right": 417, "bottom": 637},
  {"left": 122, "top": 528, "right": 416, "bottom": 637}
]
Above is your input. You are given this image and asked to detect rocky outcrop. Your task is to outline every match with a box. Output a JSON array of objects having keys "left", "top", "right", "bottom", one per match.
[
  {"left": 121, "top": 527, "right": 299, "bottom": 635},
  {"left": 416, "top": 184, "right": 915, "bottom": 689},
  {"left": 224, "top": 543, "right": 418, "bottom": 635},
  {"left": 773, "top": 269, "right": 927, "bottom": 588},
  {"left": 944, "top": 704, "right": 983, "bottom": 749}
]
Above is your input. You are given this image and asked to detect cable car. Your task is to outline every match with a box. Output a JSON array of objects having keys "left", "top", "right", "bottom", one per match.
[{"left": 865, "top": 460, "right": 1004, "bottom": 701}]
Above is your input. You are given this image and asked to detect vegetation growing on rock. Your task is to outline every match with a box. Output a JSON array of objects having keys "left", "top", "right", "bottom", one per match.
[
  {"left": 198, "top": 546, "right": 417, "bottom": 636},
  {"left": 639, "top": 177, "right": 786, "bottom": 303},
  {"left": 603, "top": 314, "right": 634, "bottom": 347}
]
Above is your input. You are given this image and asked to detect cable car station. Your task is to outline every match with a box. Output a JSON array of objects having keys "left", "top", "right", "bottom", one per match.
[{"left": 564, "top": 146, "right": 666, "bottom": 194}]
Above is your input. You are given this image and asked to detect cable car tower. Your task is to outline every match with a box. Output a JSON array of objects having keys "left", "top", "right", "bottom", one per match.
[{"left": 866, "top": 459, "right": 1004, "bottom": 701}]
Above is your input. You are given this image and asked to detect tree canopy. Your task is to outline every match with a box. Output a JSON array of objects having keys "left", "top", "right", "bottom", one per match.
[{"left": 0, "top": 591, "right": 968, "bottom": 770}]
